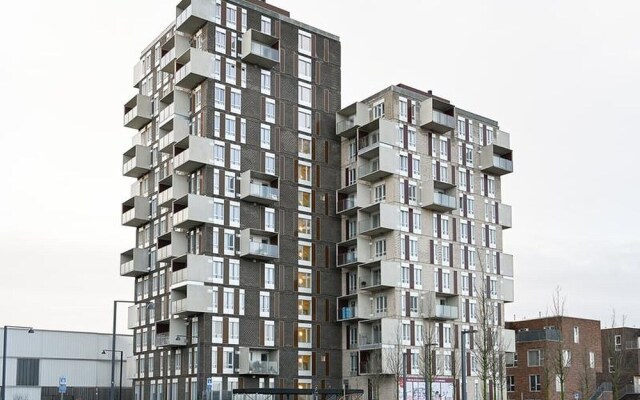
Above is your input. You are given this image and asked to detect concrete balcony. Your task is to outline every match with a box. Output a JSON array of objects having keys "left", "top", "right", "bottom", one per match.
[
  {"left": 500, "top": 277, "right": 515, "bottom": 303},
  {"left": 171, "top": 254, "right": 217, "bottom": 286},
  {"left": 493, "top": 130, "right": 512, "bottom": 152},
  {"left": 175, "top": 0, "right": 214, "bottom": 35},
  {"left": 172, "top": 194, "right": 215, "bottom": 230},
  {"left": 337, "top": 238, "right": 370, "bottom": 268},
  {"left": 359, "top": 261, "right": 400, "bottom": 292},
  {"left": 157, "top": 232, "right": 188, "bottom": 262},
  {"left": 336, "top": 183, "right": 368, "bottom": 215},
  {"left": 120, "top": 248, "right": 149, "bottom": 277},
  {"left": 175, "top": 48, "right": 216, "bottom": 90},
  {"left": 122, "top": 145, "right": 151, "bottom": 178},
  {"left": 420, "top": 97, "right": 455, "bottom": 133},
  {"left": 158, "top": 118, "right": 189, "bottom": 154},
  {"left": 127, "top": 304, "right": 146, "bottom": 329},
  {"left": 336, "top": 102, "right": 370, "bottom": 139},
  {"left": 499, "top": 253, "right": 514, "bottom": 277},
  {"left": 357, "top": 147, "right": 396, "bottom": 182},
  {"left": 498, "top": 203, "right": 512, "bottom": 229},
  {"left": 357, "top": 119, "right": 397, "bottom": 159},
  {"left": 158, "top": 175, "right": 188, "bottom": 208},
  {"left": 338, "top": 295, "right": 371, "bottom": 321},
  {"left": 170, "top": 284, "right": 215, "bottom": 316},
  {"left": 155, "top": 319, "right": 188, "bottom": 348},
  {"left": 359, "top": 348, "right": 398, "bottom": 375},
  {"left": 158, "top": 90, "right": 190, "bottom": 132},
  {"left": 432, "top": 305, "right": 459, "bottom": 320},
  {"left": 238, "top": 348, "right": 279, "bottom": 376},
  {"left": 160, "top": 35, "right": 190, "bottom": 73},
  {"left": 239, "top": 228, "right": 279, "bottom": 260},
  {"left": 132, "top": 60, "right": 145, "bottom": 89},
  {"left": 359, "top": 203, "right": 398, "bottom": 236},
  {"left": 124, "top": 94, "right": 153, "bottom": 129},
  {"left": 241, "top": 29, "right": 280, "bottom": 69},
  {"left": 240, "top": 170, "right": 279, "bottom": 205},
  {"left": 422, "top": 185, "right": 457, "bottom": 213},
  {"left": 480, "top": 145, "right": 513, "bottom": 176},
  {"left": 121, "top": 196, "right": 150, "bottom": 227},
  {"left": 174, "top": 135, "right": 215, "bottom": 173}
]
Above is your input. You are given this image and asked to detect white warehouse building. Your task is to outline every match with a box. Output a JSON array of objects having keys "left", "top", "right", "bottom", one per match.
[{"left": 0, "top": 328, "right": 133, "bottom": 400}]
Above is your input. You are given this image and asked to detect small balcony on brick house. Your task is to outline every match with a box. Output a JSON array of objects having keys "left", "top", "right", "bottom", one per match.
[
  {"left": 120, "top": 248, "right": 149, "bottom": 277},
  {"left": 420, "top": 97, "right": 455, "bottom": 134},
  {"left": 159, "top": 117, "right": 190, "bottom": 154},
  {"left": 238, "top": 348, "right": 279, "bottom": 376},
  {"left": 123, "top": 94, "right": 153, "bottom": 129},
  {"left": 480, "top": 131, "right": 513, "bottom": 176},
  {"left": 336, "top": 102, "right": 369, "bottom": 138},
  {"left": 170, "top": 284, "right": 215, "bottom": 316},
  {"left": 175, "top": 0, "right": 214, "bottom": 35},
  {"left": 160, "top": 34, "right": 190, "bottom": 73},
  {"left": 497, "top": 203, "right": 512, "bottom": 229},
  {"left": 239, "top": 228, "right": 279, "bottom": 260},
  {"left": 158, "top": 175, "right": 188, "bottom": 208},
  {"left": 157, "top": 231, "right": 188, "bottom": 263},
  {"left": 171, "top": 254, "right": 217, "bottom": 287},
  {"left": 241, "top": 29, "right": 280, "bottom": 69},
  {"left": 158, "top": 90, "right": 190, "bottom": 132},
  {"left": 172, "top": 194, "right": 215, "bottom": 230},
  {"left": 175, "top": 48, "right": 217, "bottom": 90},
  {"left": 121, "top": 196, "right": 150, "bottom": 227},
  {"left": 240, "top": 170, "right": 279, "bottom": 205},
  {"left": 155, "top": 319, "right": 188, "bottom": 348},
  {"left": 122, "top": 145, "right": 151, "bottom": 178}
]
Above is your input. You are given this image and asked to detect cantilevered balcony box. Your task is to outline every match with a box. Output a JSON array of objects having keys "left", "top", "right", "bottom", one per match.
[
  {"left": 127, "top": 304, "right": 146, "bottom": 329},
  {"left": 120, "top": 248, "right": 150, "bottom": 277},
  {"left": 158, "top": 174, "right": 188, "bottom": 208},
  {"left": 337, "top": 294, "right": 371, "bottom": 321},
  {"left": 170, "top": 284, "right": 215, "bottom": 316},
  {"left": 121, "top": 196, "right": 150, "bottom": 227},
  {"left": 422, "top": 185, "right": 458, "bottom": 213},
  {"left": 155, "top": 319, "right": 188, "bottom": 348},
  {"left": 359, "top": 261, "right": 401, "bottom": 292},
  {"left": 172, "top": 194, "right": 215, "bottom": 230},
  {"left": 498, "top": 203, "right": 512, "bottom": 229},
  {"left": 500, "top": 277, "right": 515, "bottom": 303},
  {"left": 336, "top": 184, "right": 369, "bottom": 216},
  {"left": 420, "top": 97, "right": 455, "bottom": 133},
  {"left": 171, "top": 254, "right": 217, "bottom": 286},
  {"left": 124, "top": 94, "right": 153, "bottom": 129},
  {"left": 336, "top": 102, "right": 369, "bottom": 139},
  {"left": 160, "top": 34, "right": 190, "bottom": 73},
  {"left": 175, "top": 48, "right": 217, "bottom": 90},
  {"left": 159, "top": 117, "right": 190, "bottom": 155},
  {"left": 432, "top": 304, "right": 459, "bottom": 321},
  {"left": 157, "top": 231, "right": 188, "bottom": 263},
  {"left": 174, "top": 135, "right": 215, "bottom": 173},
  {"left": 175, "top": 0, "right": 214, "bottom": 35},
  {"left": 241, "top": 29, "right": 280, "bottom": 69},
  {"left": 357, "top": 118, "right": 397, "bottom": 159},
  {"left": 158, "top": 90, "right": 190, "bottom": 132},
  {"left": 357, "top": 146, "right": 396, "bottom": 182},
  {"left": 336, "top": 237, "right": 369, "bottom": 268},
  {"left": 480, "top": 131, "right": 513, "bottom": 176},
  {"left": 133, "top": 60, "right": 145, "bottom": 89},
  {"left": 122, "top": 144, "right": 151, "bottom": 178},
  {"left": 239, "top": 228, "right": 279, "bottom": 261},
  {"left": 358, "top": 203, "right": 398, "bottom": 237},
  {"left": 498, "top": 253, "right": 514, "bottom": 277},
  {"left": 238, "top": 348, "right": 279, "bottom": 376},
  {"left": 240, "top": 170, "right": 279, "bottom": 205}
]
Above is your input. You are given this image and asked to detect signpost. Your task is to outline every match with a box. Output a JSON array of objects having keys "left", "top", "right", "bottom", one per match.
[
  {"left": 206, "top": 377, "right": 213, "bottom": 400},
  {"left": 58, "top": 377, "right": 67, "bottom": 400}
]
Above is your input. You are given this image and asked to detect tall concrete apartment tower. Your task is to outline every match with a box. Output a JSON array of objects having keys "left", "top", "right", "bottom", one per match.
[
  {"left": 121, "top": 0, "right": 342, "bottom": 398},
  {"left": 335, "top": 85, "right": 515, "bottom": 400}
]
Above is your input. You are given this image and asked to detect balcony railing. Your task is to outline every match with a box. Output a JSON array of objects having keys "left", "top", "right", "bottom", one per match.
[
  {"left": 249, "top": 42, "right": 279, "bottom": 63},
  {"left": 248, "top": 242, "right": 279, "bottom": 258},
  {"left": 249, "top": 184, "right": 278, "bottom": 201},
  {"left": 432, "top": 110, "right": 456, "bottom": 128},
  {"left": 433, "top": 192, "right": 457, "bottom": 209},
  {"left": 515, "top": 328, "right": 561, "bottom": 342},
  {"left": 493, "top": 155, "right": 513, "bottom": 172},
  {"left": 245, "top": 361, "right": 278, "bottom": 375},
  {"left": 155, "top": 333, "right": 187, "bottom": 347},
  {"left": 339, "top": 307, "right": 357, "bottom": 320},
  {"left": 337, "top": 120, "right": 355, "bottom": 134},
  {"left": 337, "top": 252, "right": 357, "bottom": 266},
  {"left": 338, "top": 198, "right": 356, "bottom": 213},
  {"left": 434, "top": 305, "right": 459, "bottom": 319}
]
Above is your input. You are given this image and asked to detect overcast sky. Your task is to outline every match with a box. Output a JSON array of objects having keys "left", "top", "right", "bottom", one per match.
[{"left": 1, "top": 0, "right": 639, "bottom": 334}]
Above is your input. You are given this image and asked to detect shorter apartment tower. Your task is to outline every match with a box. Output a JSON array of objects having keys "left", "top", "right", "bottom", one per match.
[
  {"left": 598, "top": 327, "right": 640, "bottom": 400},
  {"left": 335, "top": 84, "right": 515, "bottom": 400},
  {"left": 505, "top": 317, "right": 602, "bottom": 400}
]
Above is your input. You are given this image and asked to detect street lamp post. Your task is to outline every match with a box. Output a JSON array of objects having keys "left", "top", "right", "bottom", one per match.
[
  {"left": 403, "top": 348, "right": 409, "bottom": 400},
  {"left": 2, "top": 326, "right": 34, "bottom": 400},
  {"left": 110, "top": 301, "right": 153, "bottom": 400},
  {"left": 102, "top": 350, "right": 124, "bottom": 400},
  {"left": 460, "top": 329, "right": 476, "bottom": 400}
]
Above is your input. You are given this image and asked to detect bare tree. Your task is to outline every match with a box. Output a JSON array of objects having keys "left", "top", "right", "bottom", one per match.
[
  {"left": 420, "top": 293, "right": 439, "bottom": 400},
  {"left": 602, "top": 312, "right": 632, "bottom": 400},
  {"left": 386, "top": 318, "right": 407, "bottom": 400},
  {"left": 576, "top": 343, "right": 593, "bottom": 400},
  {"left": 545, "top": 287, "right": 569, "bottom": 400},
  {"left": 365, "top": 349, "right": 384, "bottom": 400}
]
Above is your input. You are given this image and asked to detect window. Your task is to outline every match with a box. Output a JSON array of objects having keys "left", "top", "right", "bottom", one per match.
[
  {"left": 408, "top": 129, "right": 417, "bottom": 149},
  {"left": 213, "top": 201, "right": 224, "bottom": 224},
  {"left": 589, "top": 352, "right": 595, "bottom": 369},
  {"left": 374, "top": 184, "right": 386, "bottom": 202},
  {"left": 298, "top": 31, "right": 312, "bottom": 55},
  {"left": 214, "top": 143, "right": 225, "bottom": 164},
  {"left": 225, "top": 116, "right": 236, "bottom": 141},
  {"left": 260, "top": 124, "right": 271, "bottom": 149},
  {"left": 229, "top": 259, "right": 239, "bottom": 285},
  {"left": 608, "top": 357, "right": 615, "bottom": 373},
  {"left": 408, "top": 183, "right": 418, "bottom": 202},
  {"left": 226, "top": 5, "right": 237, "bottom": 29},
  {"left": 298, "top": 324, "right": 312, "bottom": 348},
  {"left": 230, "top": 89, "right": 241, "bottom": 113},
  {"left": 264, "top": 264, "right": 275, "bottom": 289},
  {"left": 214, "top": 84, "right": 225, "bottom": 109},
  {"left": 297, "top": 216, "right": 312, "bottom": 238},
  {"left": 374, "top": 239, "right": 386, "bottom": 257},
  {"left": 297, "top": 268, "right": 312, "bottom": 292},
  {"left": 506, "top": 352, "right": 517, "bottom": 368},
  {"left": 573, "top": 326, "right": 580, "bottom": 343},
  {"left": 260, "top": 16, "right": 271, "bottom": 34},
  {"left": 507, "top": 376, "right": 515, "bottom": 392},
  {"left": 298, "top": 162, "right": 311, "bottom": 185},
  {"left": 529, "top": 375, "right": 541, "bottom": 392},
  {"left": 264, "top": 321, "right": 275, "bottom": 346},
  {"left": 265, "top": 98, "right": 275, "bottom": 123},
  {"left": 528, "top": 349, "right": 543, "bottom": 367},
  {"left": 224, "top": 230, "right": 235, "bottom": 254},
  {"left": 614, "top": 335, "right": 622, "bottom": 351},
  {"left": 372, "top": 101, "right": 384, "bottom": 119},
  {"left": 214, "top": 56, "right": 221, "bottom": 80},
  {"left": 298, "top": 82, "right": 312, "bottom": 107},
  {"left": 215, "top": 28, "right": 226, "bottom": 53},
  {"left": 225, "top": 173, "right": 236, "bottom": 197},
  {"left": 375, "top": 295, "right": 387, "bottom": 313},
  {"left": 298, "top": 189, "right": 311, "bottom": 211},
  {"left": 298, "top": 242, "right": 312, "bottom": 264},
  {"left": 260, "top": 70, "right": 271, "bottom": 94},
  {"left": 413, "top": 157, "right": 421, "bottom": 177},
  {"left": 260, "top": 291, "right": 270, "bottom": 317},
  {"left": 226, "top": 60, "right": 236, "bottom": 84},
  {"left": 298, "top": 297, "right": 312, "bottom": 318},
  {"left": 298, "top": 56, "right": 312, "bottom": 81},
  {"left": 398, "top": 97, "right": 408, "bottom": 121},
  {"left": 400, "top": 155, "right": 409, "bottom": 173},
  {"left": 298, "top": 108, "right": 312, "bottom": 132},
  {"left": 563, "top": 350, "right": 572, "bottom": 367},
  {"left": 298, "top": 135, "right": 312, "bottom": 158},
  {"left": 264, "top": 208, "right": 275, "bottom": 231},
  {"left": 223, "top": 289, "right": 234, "bottom": 314},
  {"left": 16, "top": 359, "right": 39, "bottom": 386},
  {"left": 230, "top": 146, "right": 240, "bottom": 170},
  {"left": 229, "top": 318, "right": 239, "bottom": 343},
  {"left": 401, "top": 265, "right": 410, "bottom": 285}
]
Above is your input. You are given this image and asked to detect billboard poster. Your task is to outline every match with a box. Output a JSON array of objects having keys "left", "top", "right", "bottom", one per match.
[{"left": 398, "top": 378, "right": 454, "bottom": 400}]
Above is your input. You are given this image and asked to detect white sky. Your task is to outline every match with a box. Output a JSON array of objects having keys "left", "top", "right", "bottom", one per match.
[{"left": 1, "top": 0, "right": 639, "bottom": 333}]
